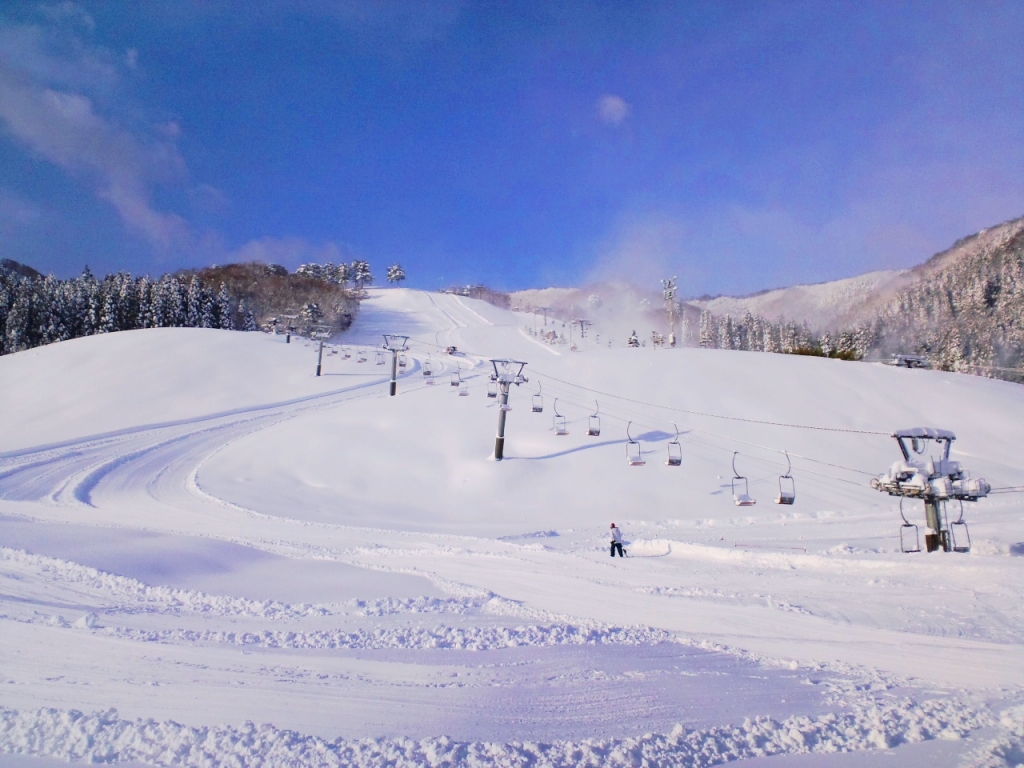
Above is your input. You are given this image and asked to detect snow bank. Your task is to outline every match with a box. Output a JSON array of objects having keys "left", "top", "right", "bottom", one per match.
[{"left": 0, "top": 697, "right": 999, "bottom": 767}]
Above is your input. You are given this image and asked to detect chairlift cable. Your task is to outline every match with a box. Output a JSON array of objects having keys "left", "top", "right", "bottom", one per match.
[
  {"left": 527, "top": 367, "right": 890, "bottom": 436},
  {"left": 529, "top": 381, "right": 878, "bottom": 478}
]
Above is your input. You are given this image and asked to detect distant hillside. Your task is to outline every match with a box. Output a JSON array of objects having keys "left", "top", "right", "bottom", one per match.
[
  {"left": 689, "top": 216, "right": 1024, "bottom": 335},
  {"left": 689, "top": 270, "right": 906, "bottom": 333},
  {"left": 863, "top": 219, "right": 1024, "bottom": 379},
  {"left": 0, "top": 258, "right": 42, "bottom": 280}
]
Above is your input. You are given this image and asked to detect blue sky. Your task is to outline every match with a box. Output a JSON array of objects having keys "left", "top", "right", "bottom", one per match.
[{"left": 1, "top": 1, "right": 1023, "bottom": 297}]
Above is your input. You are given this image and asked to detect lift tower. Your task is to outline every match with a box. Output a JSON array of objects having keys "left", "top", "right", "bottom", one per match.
[
  {"left": 383, "top": 334, "right": 409, "bottom": 396},
  {"left": 871, "top": 428, "right": 990, "bottom": 552},
  {"left": 490, "top": 359, "right": 528, "bottom": 461}
]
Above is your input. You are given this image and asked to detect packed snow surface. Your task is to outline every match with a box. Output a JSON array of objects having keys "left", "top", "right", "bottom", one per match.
[{"left": 1, "top": 287, "right": 1023, "bottom": 767}]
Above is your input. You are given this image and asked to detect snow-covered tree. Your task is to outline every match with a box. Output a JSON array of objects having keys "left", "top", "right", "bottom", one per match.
[
  {"left": 351, "top": 260, "right": 373, "bottom": 290},
  {"left": 386, "top": 263, "right": 406, "bottom": 284}
]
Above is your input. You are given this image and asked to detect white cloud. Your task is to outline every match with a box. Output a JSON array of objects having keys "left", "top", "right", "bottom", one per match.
[
  {"left": 0, "top": 73, "right": 192, "bottom": 251},
  {"left": 0, "top": 8, "right": 195, "bottom": 253},
  {"left": 596, "top": 94, "right": 630, "bottom": 126},
  {"left": 38, "top": 2, "right": 96, "bottom": 33}
]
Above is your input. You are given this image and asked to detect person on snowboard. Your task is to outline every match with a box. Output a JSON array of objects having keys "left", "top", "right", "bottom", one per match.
[{"left": 610, "top": 523, "right": 624, "bottom": 557}]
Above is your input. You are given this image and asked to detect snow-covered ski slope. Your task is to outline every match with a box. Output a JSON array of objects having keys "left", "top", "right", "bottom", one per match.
[{"left": 1, "top": 287, "right": 1023, "bottom": 767}]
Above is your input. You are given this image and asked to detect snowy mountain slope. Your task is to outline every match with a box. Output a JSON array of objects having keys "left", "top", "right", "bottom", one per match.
[
  {"left": 1, "top": 288, "right": 1023, "bottom": 767},
  {"left": 689, "top": 270, "right": 906, "bottom": 331}
]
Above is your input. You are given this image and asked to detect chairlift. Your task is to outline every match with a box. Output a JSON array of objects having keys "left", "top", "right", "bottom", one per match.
[
  {"left": 666, "top": 422, "right": 682, "bottom": 467},
  {"left": 423, "top": 356, "right": 435, "bottom": 385},
  {"left": 588, "top": 401, "right": 601, "bottom": 437},
  {"left": 899, "top": 497, "right": 921, "bottom": 553},
  {"left": 357, "top": 349, "right": 367, "bottom": 363},
  {"left": 398, "top": 352, "right": 407, "bottom": 368},
  {"left": 732, "top": 452, "right": 756, "bottom": 506},
  {"left": 451, "top": 368, "right": 462, "bottom": 387},
  {"left": 774, "top": 450, "right": 796, "bottom": 505},
  {"left": 552, "top": 398, "right": 568, "bottom": 435},
  {"left": 375, "top": 349, "right": 385, "bottom": 365},
  {"left": 487, "top": 378, "right": 498, "bottom": 398},
  {"left": 626, "top": 422, "right": 645, "bottom": 466},
  {"left": 342, "top": 346, "right": 351, "bottom": 359},
  {"left": 458, "top": 380, "right": 469, "bottom": 396},
  {"left": 531, "top": 381, "right": 544, "bottom": 413},
  {"left": 948, "top": 499, "right": 971, "bottom": 553}
]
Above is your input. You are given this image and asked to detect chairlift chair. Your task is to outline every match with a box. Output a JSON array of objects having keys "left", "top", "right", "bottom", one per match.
[
  {"left": 487, "top": 378, "right": 498, "bottom": 398},
  {"left": 375, "top": 349, "right": 385, "bottom": 365},
  {"left": 899, "top": 497, "right": 921, "bottom": 553},
  {"left": 357, "top": 349, "right": 367, "bottom": 363},
  {"left": 552, "top": 398, "right": 568, "bottom": 435},
  {"left": 451, "top": 369, "right": 461, "bottom": 387},
  {"left": 588, "top": 401, "right": 601, "bottom": 437},
  {"left": 532, "top": 382, "right": 544, "bottom": 413},
  {"left": 458, "top": 380, "right": 469, "bottom": 396},
  {"left": 732, "top": 452, "right": 756, "bottom": 506},
  {"left": 626, "top": 422, "right": 645, "bottom": 466},
  {"left": 666, "top": 423, "right": 682, "bottom": 466},
  {"left": 342, "top": 347, "right": 351, "bottom": 359},
  {"left": 774, "top": 450, "right": 796, "bottom": 505},
  {"left": 423, "top": 357, "right": 435, "bottom": 385},
  {"left": 398, "top": 352, "right": 407, "bottom": 368},
  {"left": 948, "top": 499, "right": 971, "bottom": 553}
]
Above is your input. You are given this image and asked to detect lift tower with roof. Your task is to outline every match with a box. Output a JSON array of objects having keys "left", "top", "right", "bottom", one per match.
[{"left": 871, "top": 428, "right": 990, "bottom": 552}]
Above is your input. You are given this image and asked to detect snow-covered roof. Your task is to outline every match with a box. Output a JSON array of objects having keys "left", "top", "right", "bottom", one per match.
[{"left": 893, "top": 427, "right": 956, "bottom": 440}]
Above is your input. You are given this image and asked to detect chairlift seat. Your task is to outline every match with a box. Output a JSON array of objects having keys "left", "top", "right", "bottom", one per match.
[
  {"left": 949, "top": 521, "right": 971, "bottom": 553},
  {"left": 666, "top": 441, "right": 682, "bottom": 467},
  {"left": 733, "top": 494, "right": 756, "bottom": 507},
  {"left": 900, "top": 523, "right": 921, "bottom": 553},
  {"left": 553, "top": 417, "right": 568, "bottom": 435},
  {"left": 774, "top": 492, "right": 796, "bottom": 505},
  {"left": 627, "top": 453, "right": 646, "bottom": 467},
  {"left": 532, "top": 397, "right": 543, "bottom": 413},
  {"left": 458, "top": 382, "right": 469, "bottom": 396}
]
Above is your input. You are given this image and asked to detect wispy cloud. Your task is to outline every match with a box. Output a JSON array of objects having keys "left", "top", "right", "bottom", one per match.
[
  {"left": 596, "top": 94, "right": 630, "bottom": 126},
  {"left": 0, "top": 6, "right": 198, "bottom": 253},
  {"left": 588, "top": 212, "right": 684, "bottom": 287}
]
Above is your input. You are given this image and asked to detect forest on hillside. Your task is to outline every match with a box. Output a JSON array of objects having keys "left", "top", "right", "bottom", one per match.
[
  {"left": 0, "top": 260, "right": 364, "bottom": 356},
  {"left": 690, "top": 226, "right": 1024, "bottom": 383}
]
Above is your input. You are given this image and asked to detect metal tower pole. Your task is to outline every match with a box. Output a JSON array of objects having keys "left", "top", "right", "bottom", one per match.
[
  {"left": 494, "top": 382, "right": 511, "bottom": 460},
  {"left": 389, "top": 349, "right": 399, "bottom": 396},
  {"left": 316, "top": 338, "right": 324, "bottom": 376}
]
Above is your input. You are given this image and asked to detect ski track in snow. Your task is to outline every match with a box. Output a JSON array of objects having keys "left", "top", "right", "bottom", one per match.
[{"left": 3, "top": 290, "right": 1024, "bottom": 765}]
